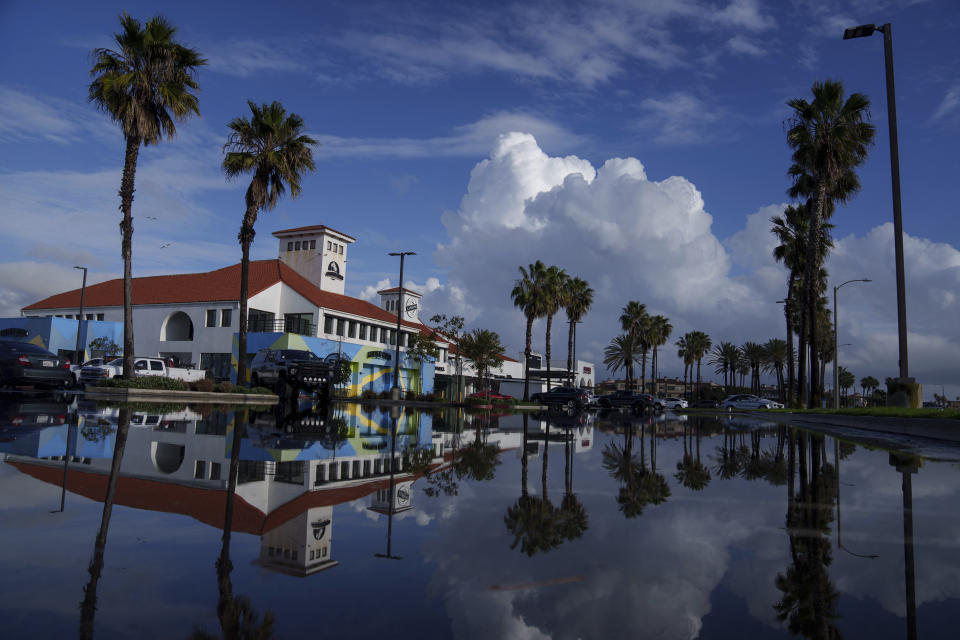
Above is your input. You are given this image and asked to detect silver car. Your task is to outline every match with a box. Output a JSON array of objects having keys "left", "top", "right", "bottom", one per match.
[
  {"left": 658, "top": 396, "right": 688, "bottom": 410},
  {"left": 721, "top": 394, "right": 783, "bottom": 410}
]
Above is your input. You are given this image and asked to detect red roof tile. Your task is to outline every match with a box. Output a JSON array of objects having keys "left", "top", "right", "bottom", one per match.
[{"left": 23, "top": 259, "right": 426, "bottom": 331}]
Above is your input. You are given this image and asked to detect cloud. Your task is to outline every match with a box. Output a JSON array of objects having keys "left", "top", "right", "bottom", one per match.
[
  {"left": 0, "top": 86, "right": 117, "bottom": 144},
  {"left": 633, "top": 92, "right": 728, "bottom": 145},
  {"left": 313, "top": 111, "right": 585, "bottom": 159},
  {"left": 205, "top": 40, "right": 309, "bottom": 77},
  {"left": 431, "top": 132, "right": 960, "bottom": 396},
  {"left": 726, "top": 35, "right": 766, "bottom": 57},
  {"left": 931, "top": 84, "right": 960, "bottom": 123}
]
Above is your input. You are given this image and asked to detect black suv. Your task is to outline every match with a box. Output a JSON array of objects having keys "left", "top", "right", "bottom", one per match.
[
  {"left": 597, "top": 390, "right": 658, "bottom": 411},
  {"left": 250, "top": 349, "right": 335, "bottom": 399},
  {"left": 530, "top": 386, "right": 589, "bottom": 409}
]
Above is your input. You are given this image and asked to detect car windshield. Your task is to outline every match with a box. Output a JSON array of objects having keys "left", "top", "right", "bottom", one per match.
[
  {"left": 107, "top": 358, "right": 123, "bottom": 366},
  {"left": 5, "top": 342, "right": 52, "bottom": 355},
  {"left": 277, "top": 350, "right": 321, "bottom": 361}
]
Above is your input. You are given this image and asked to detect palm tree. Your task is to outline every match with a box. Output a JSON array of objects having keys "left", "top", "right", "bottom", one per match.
[
  {"left": 458, "top": 328, "right": 506, "bottom": 393},
  {"left": 222, "top": 100, "right": 317, "bottom": 386},
  {"left": 741, "top": 342, "right": 766, "bottom": 395},
  {"left": 838, "top": 367, "right": 856, "bottom": 406},
  {"left": 604, "top": 334, "right": 639, "bottom": 390},
  {"left": 542, "top": 265, "right": 568, "bottom": 391},
  {"left": 511, "top": 261, "right": 548, "bottom": 401},
  {"left": 684, "top": 331, "right": 712, "bottom": 402},
  {"left": 709, "top": 341, "right": 739, "bottom": 393},
  {"left": 764, "top": 338, "right": 789, "bottom": 402},
  {"left": 771, "top": 204, "right": 806, "bottom": 406},
  {"left": 787, "top": 80, "right": 875, "bottom": 408},
  {"left": 675, "top": 335, "right": 694, "bottom": 399},
  {"left": 562, "top": 277, "right": 594, "bottom": 386},
  {"left": 648, "top": 315, "right": 673, "bottom": 395},
  {"left": 619, "top": 301, "right": 649, "bottom": 391},
  {"left": 860, "top": 375, "right": 879, "bottom": 405},
  {"left": 89, "top": 14, "right": 205, "bottom": 377}
]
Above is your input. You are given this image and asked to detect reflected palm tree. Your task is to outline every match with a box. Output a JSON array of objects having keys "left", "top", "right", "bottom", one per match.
[
  {"left": 79, "top": 407, "right": 131, "bottom": 640},
  {"left": 675, "top": 423, "right": 711, "bottom": 491},
  {"left": 602, "top": 421, "right": 647, "bottom": 518},
  {"left": 192, "top": 409, "right": 274, "bottom": 639},
  {"left": 454, "top": 411, "right": 501, "bottom": 483},
  {"left": 774, "top": 431, "right": 842, "bottom": 639},
  {"left": 556, "top": 423, "right": 588, "bottom": 542},
  {"left": 504, "top": 414, "right": 561, "bottom": 555}
]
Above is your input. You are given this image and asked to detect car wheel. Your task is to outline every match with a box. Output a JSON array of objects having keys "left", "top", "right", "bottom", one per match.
[
  {"left": 251, "top": 374, "right": 260, "bottom": 388},
  {"left": 565, "top": 399, "right": 575, "bottom": 409}
]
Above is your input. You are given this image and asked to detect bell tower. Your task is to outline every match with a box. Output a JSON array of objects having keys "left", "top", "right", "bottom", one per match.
[{"left": 273, "top": 225, "right": 356, "bottom": 295}]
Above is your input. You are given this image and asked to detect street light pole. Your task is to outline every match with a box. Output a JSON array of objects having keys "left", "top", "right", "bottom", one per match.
[
  {"left": 388, "top": 251, "right": 415, "bottom": 401},
  {"left": 73, "top": 266, "right": 88, "bottom": 367},
  {"left": 833, "top": 279, "right": 871, "bottom": 409},
  {"left": 844, "top": 23, "right": 911, "bottom": 387}
]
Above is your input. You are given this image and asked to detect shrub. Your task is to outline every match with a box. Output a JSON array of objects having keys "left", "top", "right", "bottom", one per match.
[
  {"left": 360, "top": 389, "right": 379, "bottom": 401},
  {"left": 215, "top": 382, "right": 235, "bottom": 394},
  {"left": 191, "top": 377, "right": 216, "bottom": 393},
  {"left": 97, "top": 376, "right": 188, "bottom": 391}
]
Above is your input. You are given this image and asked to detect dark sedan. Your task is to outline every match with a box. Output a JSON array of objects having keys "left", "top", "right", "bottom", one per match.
[
  {"left": 0, "top": 340, "right": 73, "bottom": 389},
  {"left": 597, "top": 390, "right": 658, "bottom": 411},
  {"left": 693, "top": 399, "right": 721, "bottom": 409}
]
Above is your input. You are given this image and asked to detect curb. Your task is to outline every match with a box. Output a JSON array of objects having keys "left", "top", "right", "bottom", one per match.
[{"left": 84, "top": 388, "right": 278, "bottom": 404}]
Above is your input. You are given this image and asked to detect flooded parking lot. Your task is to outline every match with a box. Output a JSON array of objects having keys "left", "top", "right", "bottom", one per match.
[{"left": 1, "top": 395, "right": 958, "bottom": 639}]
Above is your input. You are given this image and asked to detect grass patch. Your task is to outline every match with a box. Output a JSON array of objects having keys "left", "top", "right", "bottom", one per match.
[{"left": 764, "top": 407, "right": 960, "bottom": 420}]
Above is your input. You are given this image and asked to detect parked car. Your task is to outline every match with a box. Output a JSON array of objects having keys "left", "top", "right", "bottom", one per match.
[
  {"left": 250, "top": 349, "right": 335, "bottom": 399},
  {"left": 468, "top": 390, "right": 513, "bottom": 403},
  {"left": 721, "top": 394, "right": 784, "bottom": 410},
  {"left": 657, "top": 396, "right": 688, "bottom": 410},
  {"left": 530, "top": 386, "right": 589, "bottom": 409},
  {"left": 70, "top": 358, "right": 107, "bottom": 385},
  {"left": 79, "top": 357, "right": 206, "bottom": 387},
  {"left": 693, "top": 399, "right": 721, "bottom": 409},
  {"left": 597, "top": 390, "right": 658, "bottom": 411},
  {"left": 0, "top": 339, "right": 74, "bottom": 389}
]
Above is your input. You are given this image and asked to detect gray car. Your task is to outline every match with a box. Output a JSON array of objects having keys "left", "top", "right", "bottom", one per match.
[{"left": 0, "top": 340, "right": 74, "bottom": 389}]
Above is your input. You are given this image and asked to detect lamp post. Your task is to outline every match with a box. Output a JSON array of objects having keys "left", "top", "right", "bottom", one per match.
[
  {"left": 388, "top": 251, "right": 415, "bottom": 401},
  {"left": 843, "top": 23, "right": 911, "bottom": 390},
  {"left": 73, "top": 266, "right": 88, "bottom": 367},
  {"left": 833, "top": 279, "right": 871, "bottom": 408}
]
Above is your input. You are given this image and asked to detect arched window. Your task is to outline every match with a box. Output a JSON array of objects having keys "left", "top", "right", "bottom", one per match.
[
  {"left": 151, "top": 442, "right": 185, "bottom": 474},
  {"left": 161, "top": 311, "right": 194, "bottom": 341}
]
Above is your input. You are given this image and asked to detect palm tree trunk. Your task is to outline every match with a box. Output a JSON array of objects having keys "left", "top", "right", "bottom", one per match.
[
  {"left": 236, "top": 211, "right": 257, "bottom": 387},
  {"left": 798, "top": 301, "right": 808, "bottom": 408},
  {"left": 805, "top": 186, "right": 827, "bottom": 408},
  {"left": 696, "top": 359, "right": 702, "bottom": 403},
  {"left": 80, "top": 408, "right": 131, "bottom": 640},
  {"left": 119, "top": 136, "right": 140, "bottom": 377},
  {"left": 521, "top": 413, "right": 529, "bottom": 498},
  {"left": 545, "top": 314, "right": 553, "bottom": 391},
  {"left": 640, "top": 349, "right": 647, "bottom": 393},
  {"left": 566, "top": 318, "right": 574, "bottom": 386},
  {"left": 785, "top": 278, "right": 796, "bottom": 406},
  {"left": 523, "top": 316, "right": 533, "bottom": 401}
]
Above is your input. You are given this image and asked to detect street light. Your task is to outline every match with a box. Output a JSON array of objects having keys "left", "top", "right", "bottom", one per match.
[
  {"left": 834, "top": 279, "right": 871, "bottom": 409},
  {"left": 73, "top": 266, "right": 88, "bottom": 367},
  {"left": 388, "top": 251, "right": 415, "bottom": 401},
  {"left": 843, "top": 23, "right": 913, "bottom": 398}
]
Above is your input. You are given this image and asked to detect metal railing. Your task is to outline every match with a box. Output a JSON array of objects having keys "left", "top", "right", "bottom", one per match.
[{"left": 248, "top": 318, "right": 316, "bottom": 336}]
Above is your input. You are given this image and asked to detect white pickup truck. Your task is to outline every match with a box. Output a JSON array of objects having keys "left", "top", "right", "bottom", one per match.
[{"left": 79, "top": 357, "right": 207, "bottom": 386}]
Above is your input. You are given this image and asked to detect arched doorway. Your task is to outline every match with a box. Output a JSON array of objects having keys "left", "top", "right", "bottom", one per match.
[{"left": 161, "top": 311, "right": 194, "bottom": 341}]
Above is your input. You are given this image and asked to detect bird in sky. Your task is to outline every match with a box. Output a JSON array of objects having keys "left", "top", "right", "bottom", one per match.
[
  {"left": 160, "top": 243, "right": 170, "bottom": 249},
  {"left": 145, "top": 216, "right": 158, "bottom": 220}
]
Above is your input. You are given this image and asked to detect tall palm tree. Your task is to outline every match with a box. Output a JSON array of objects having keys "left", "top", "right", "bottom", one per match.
[
  {"left": 222, "top": 100, "right": 317, "bottom": 386},
  {"left": 619, "top": 301, "right": 649, "bottom": 391},
  {"left": 771, "top": 204, "right": 805, "bottom": 406},
  {"left": 562, "top": 277, "right": 594, "bottom": 386},
  {"left": 604, "top": 334, "right": 639, "bottom": 389},
  {"left": 648, "top": 315, "right": 673, "bottom": 396},
  {"left": 676, "top": 335, "right": 694, "bottom": 399},
  {"left": 511, "top": 260, "right": 548, "bottom": 401},
  {"left": 787, "top": 80, "right": 875, "bottom": 408},
  {"left": 542, "top": 266, "right": 568, "bottom": 391},
  {"left": 685, "top": 331, "right": 712, "bottom": 402},
  {"left": 89, "top": 13, "right": 205, "bottom": 377}
]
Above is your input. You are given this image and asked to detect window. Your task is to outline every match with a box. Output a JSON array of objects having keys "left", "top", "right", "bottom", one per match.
[
  {"left": 287, "top": 241, "right": 293, "bottom": 251},
  {"left": 151, "top": 360, "right": 164, "bottom": 371},
  {"left": 195, "top": 460, "right": 206, "bottom": 479},
  {"left": 221, "top": 309, "right": 232, "bottom": 327},
  {"left": 210, "top": 462, "right": 221, "bottom": 480},
  {"left": 310, "top": 239, "right": 316, "bottom": 249},
  {"left": 295, "top": 241, "right": 301, "bottom": 250},
  {"left": 86, "top": 313, "right": 94, "bottom": 320},
  {"left": 206, "top": 309, "right": 216, "bottom": 327},
  {"left": 349, "top": 322, "right": 357, "bottom": 339},
  {"left": 322, "top": 547, "right": 328, "bottom": 558},
  {"left": 323, "top": 316, "right": 334, "bottom": 334},
  {"left": 336, "top": 319, "right": 344, "bottom": 337},
  {"left": 327, "top": 241, "right": 332, "bottom": 250},
  {"left": 359, "top": 324, "right": 367, "bottom": 340},
  {"left": 310, "top": 550, "right": 315, "bottom": 560},
  {"left": 369, "top": 326, "right": 377, "bottom": 342},
  {"left": 338, "top": 244, "right": 344, "bottom": 254},
  {"left": 96, "top": 313, "right": 104, "bottom": 321}
]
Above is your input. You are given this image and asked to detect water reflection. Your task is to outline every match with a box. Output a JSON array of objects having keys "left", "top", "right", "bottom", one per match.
[{"left": 0, "top": 398, "right": 957, "bottom": 638}]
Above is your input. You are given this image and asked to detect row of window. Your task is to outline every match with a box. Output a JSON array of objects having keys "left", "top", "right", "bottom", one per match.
[
  {"left": 286, "top": 239, "right": 317, "bottom": 252},
  {"left": 327, "top": 240, "right": 344, "bottom": 255},
  {"left": 194, "top": 460, "right": 222, "bottom": 481},
  {"left": 50, "top": 313, "right": 105, "bottom": 321},
  {"left": 321, "top": 315, "right": 411, "bottom": 346},
  {"left": 205, "top": 308, "right": 232, "bottom": 328}
]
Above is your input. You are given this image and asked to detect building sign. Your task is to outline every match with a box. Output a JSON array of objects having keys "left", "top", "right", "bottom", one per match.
[
  {"left": 367, "top": 350, "right": 392, "bottom": 361},
  {"left": 583, "top": 366, "right": 591, "bottom": 374}
]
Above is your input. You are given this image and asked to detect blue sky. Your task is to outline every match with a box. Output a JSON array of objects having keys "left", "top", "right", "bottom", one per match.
[{"left": 1, "top": 0, "right": 958, "bottom": 397}]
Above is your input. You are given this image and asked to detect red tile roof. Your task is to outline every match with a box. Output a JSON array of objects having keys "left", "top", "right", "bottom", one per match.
[
  {"left": 23, "top": 260, "right": 426, "bottom": 331},
  {"left": 272, "top": 225, "right": 355, "bottom": 242}
]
